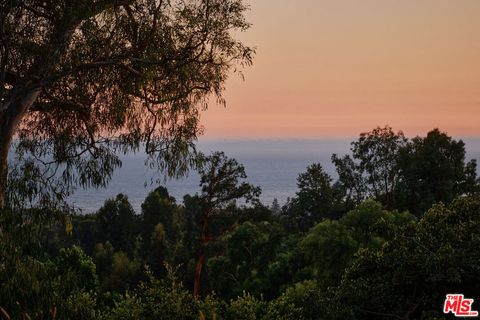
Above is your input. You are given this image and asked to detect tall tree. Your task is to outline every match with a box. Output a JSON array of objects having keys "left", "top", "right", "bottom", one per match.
[
  {"left": 140, "top": 186, "right": 178, "bottom": 275},
  {"left": 284, "top": 163, "right": 338, "bottom": 231},
  {"left": 332, "top": 126, "right": 407, "bottom": 209},
  {"left": 0, "top": 0, "right": 253, "bottom": 209},
  {"left": 96, "top": 193, "right": 137, "bottom": 253},
  {"left": 331, "top": 153, "right": 366, "bottom": 209},
  {"left": 296, "top": 163, "right": 335, "bottom": 220},
  {"left": 396, "top": 129, "right": 478, "bottom": 215},
  {"left": 193, "top": 151, "right": 260, "bottom": 297},
  {"left": 141, "top": 186, "right": 177, "bottom": 243}
]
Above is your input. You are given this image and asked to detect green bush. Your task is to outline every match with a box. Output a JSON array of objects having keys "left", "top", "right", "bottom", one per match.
[
  {"left": 225, "top": 292, "right": 267, "bottom": 320},
  {"left": 102, "top": 268, "right": 199, "bottom": 320},
  {"left": 59, "top": 291, "right": 100, "bottom": 320}
]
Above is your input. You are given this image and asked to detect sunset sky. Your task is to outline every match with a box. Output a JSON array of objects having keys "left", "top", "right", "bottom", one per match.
[{"left": 200, "top": 0, "right": 480, "bottom": 138}]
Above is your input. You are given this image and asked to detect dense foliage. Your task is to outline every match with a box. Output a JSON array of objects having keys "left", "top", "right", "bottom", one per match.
[{"left": 1, "top": 129, "right": 479, "bottom": 319}]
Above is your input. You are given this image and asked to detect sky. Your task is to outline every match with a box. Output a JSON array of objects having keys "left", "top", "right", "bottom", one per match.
[{"left": 200, "top": 0, "right": 480, "bottom": 139}]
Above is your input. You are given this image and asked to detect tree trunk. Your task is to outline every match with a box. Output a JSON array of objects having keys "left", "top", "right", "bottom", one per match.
[
  {"left": 193, "top": 252, "right": 204, "bottom": 298},
  {"left": 193, "top": 213, "right": 209, "bottom": 298},
  {"left": 0, "top": 86, "right": 41, "bottom": 210}
]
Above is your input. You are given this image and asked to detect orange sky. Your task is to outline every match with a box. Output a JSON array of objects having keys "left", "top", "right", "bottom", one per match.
[{"left": 200, "top": 0, "right": 480, "bottom": 138}]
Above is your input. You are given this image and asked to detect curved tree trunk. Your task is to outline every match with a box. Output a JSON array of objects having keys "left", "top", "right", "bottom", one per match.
[{"left": 0, "top": 86, "right": 41, "bottom": 210}]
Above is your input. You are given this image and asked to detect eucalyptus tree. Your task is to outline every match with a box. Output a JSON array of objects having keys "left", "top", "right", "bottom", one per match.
[
  {"left": 0, "top": 0, "right": 254, "bottom": 209},
  {"left": 193, "top": 151, "right": 260, "bottom": 297},
  {"left": 332, "top": 126, "right": 407, "bottom": 209}
]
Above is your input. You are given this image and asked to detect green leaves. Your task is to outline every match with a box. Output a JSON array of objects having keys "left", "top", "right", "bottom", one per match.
[
  {"left": 198, "top": 151, "right": 261, "bottom": 209},
  {"left": 300, "top": 220, "right": 357, "bottom": 286},
  {"left": 332, "top": 126, "right": 407, "bottom": 209},
  {"left": 299, "top": 200, "right": 415, "bottom": 287},
  {"left": 334, "top": 195, "right": 480, "bottom": 319},
  {"left": 2, "top": 0, "right": 254, "bottom": 212},
  {"left": 332, "top": 127, "right": 478, "bottom": 215},
  {"left": 397, "top": 129, "right": 478, "bottom": 215}
]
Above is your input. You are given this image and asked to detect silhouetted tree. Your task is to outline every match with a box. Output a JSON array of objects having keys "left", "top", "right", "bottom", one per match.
[
  {"left": 96, "top": 194, "right": 137, "bottom": 253},
  {"left": 283, "top": 163, "right": 339, "bottom": 231},
  {"left": 297, "top": 163, "right": 336, "bottom": 219},
  {"left": 271, "top": 198, "right": 281, "bottom": 215},
  {"left": 331, "top": 154, "right": 366, "bottom": 208},
  {"left": 140, "top": 186, "right": 178, "bottom": 275},
  {"left": 0, "top": 0, "right": 254, "bottom": 210},
  {"left": 141, "top": 186, "right": 177, "bottom": 242},
  {"left": 193, "top": 151, "right": 260, "bottom": 297},
  {"left": 396, "top": 128, "right": 478, "bottom": 215},
  {"left": 332, "top": 126, "right": 407, "bottom": 209}
]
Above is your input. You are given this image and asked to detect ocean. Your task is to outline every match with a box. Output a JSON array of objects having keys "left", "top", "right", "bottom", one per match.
[{"left": 68, "top": 138, "right": 480, "bottom": 213}]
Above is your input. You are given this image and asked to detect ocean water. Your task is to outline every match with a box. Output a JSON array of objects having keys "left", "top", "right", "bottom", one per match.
[{"left": 68, "top": 138, "right": 480, "bottom": 213}]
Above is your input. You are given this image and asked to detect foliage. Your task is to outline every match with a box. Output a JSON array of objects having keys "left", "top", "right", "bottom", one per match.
[
  {"left": 225, "top": 292, "right": 268, "bottom": 320},
  {"left": 268, "top": 281, "right": 323, "bottom": 320},
  {"left": 396, "top": 128, "right": 478, "bottom": 214},
  {"left": 335, "top": 195, "right": 480, "bottom": 319},
  {"left": 140, "top": 186, "right": 179, "bottom": 275},
  {"left": 331, "top": 126, "right": 407, "bottom": 208},
  {"left": 103, "top": 268, "right": 199, "bottom": 320},
  {"left": 96, "top": 194, "right": 138, "bottom": 254},
  {"left": 339, "top": 199, "right": 415, "bottom": 247},
  {"left": 58, "top": 291, "right": 100, "bottom": 320},
  {"left": 0, "top": 212, "right": 100, "bottom": 319},
  {"left": 0, "top": 0, "right": 254, "bottom": 210},
  {"left": 193, "top": 151, "right": 261, "bottom": 297},
  {"left": 206, "top": 221, "right": 285, "bottom": 299},
  {"left": 56, "top": 245, "right": 98, "bottom": 293},
  {"left": 101, "top": 251, "right": 143, "bottom": 293},
  {"left": 197, "top": 152, "right": 262, "bottom": 209},
  {"left": 283, "top": 163, "right": 340, "bottom": 231},
  {"left": 296, "top": 163, "right": 335, "bottom": 217},
  {"left": 93, "top": 241, "right": 115, "bottom": 278},
  {"left": 1, "top": 129, "right": 479, "bottom": 319},
  {"left": 300, "top": 199, "right": 415, "bottom": 286},
  {"left": 332, "top": 127, "right": 478, "bottom": 215},
  {"left": 141, "top": 186, "right": 177, "bottom": 243},
  {"left": 0, "top": 207, "right": 59, "bottom": 318},
  {"left": 300, "top": 219, "right": 357, "bottom": 286}
]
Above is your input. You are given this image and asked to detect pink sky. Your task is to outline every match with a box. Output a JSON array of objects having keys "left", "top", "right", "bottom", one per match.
[{"left": 200, "top": 0, "right": 480, "bottom": 138}]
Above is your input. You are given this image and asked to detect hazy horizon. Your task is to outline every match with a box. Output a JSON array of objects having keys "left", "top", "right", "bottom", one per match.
[{"left": 69, "top": 137, "right": 480, "bottom": 213}]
